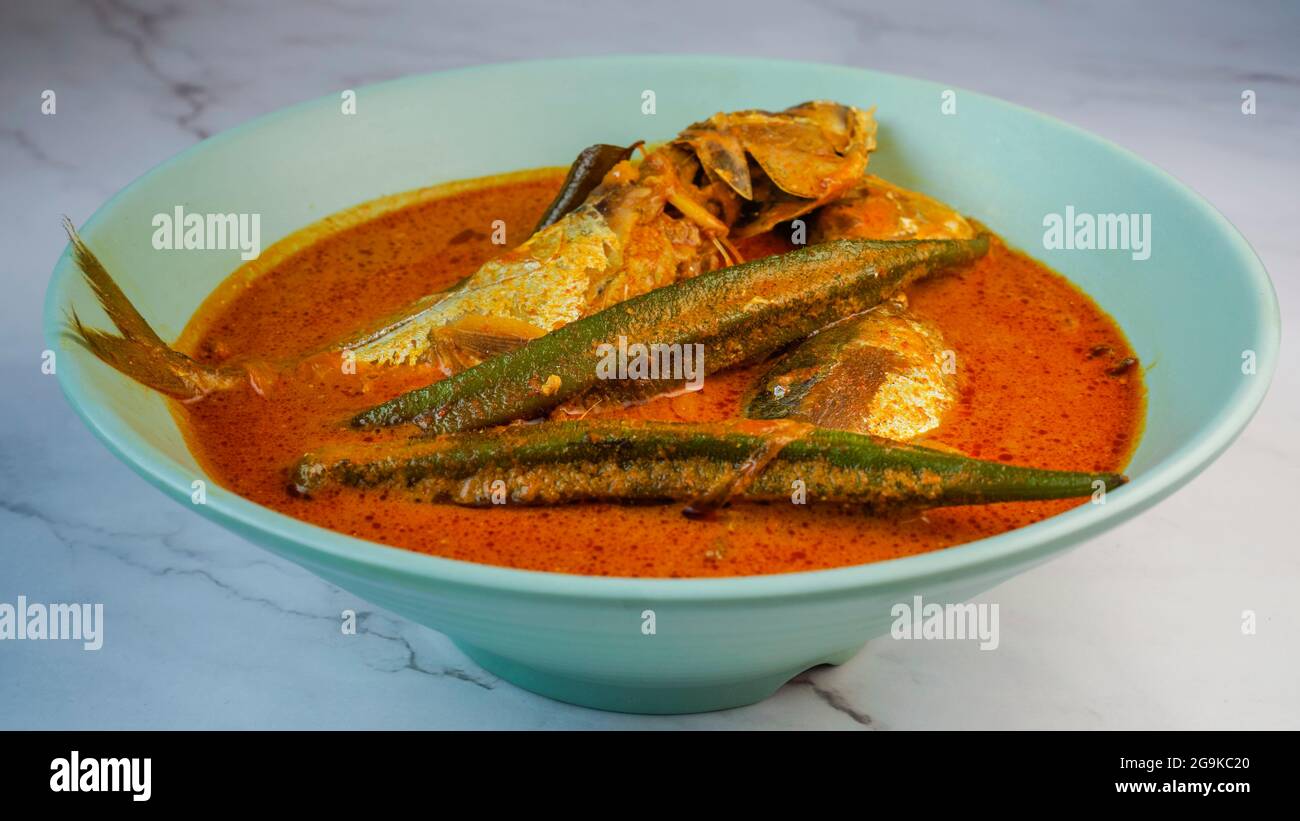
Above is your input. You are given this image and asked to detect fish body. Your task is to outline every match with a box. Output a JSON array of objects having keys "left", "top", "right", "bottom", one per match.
[
  {"left": 344, "top": 101, "right": 881, "bottom": 369},
  {"left": 736, "top": 174, "right": 975, "bottom": 440},
  {"left": 812, "top": 174, "right": 975, "bottom": 242},
  {"left": 341, "top": 205, "right": 624, "bottom": 368},
  {"left": 745, "top": 300, "right": 956, "bottom": 441}
]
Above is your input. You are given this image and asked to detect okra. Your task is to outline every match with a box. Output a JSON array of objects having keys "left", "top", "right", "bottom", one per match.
[
  {"left": 295, "top": 419, "right": 1123, "bottom": 509},
  {"left": 352, "top": 235, "right": 989, "bottom": 431},
  {"left": 534, "top": 142, "right": 640, "bottom": 232}
]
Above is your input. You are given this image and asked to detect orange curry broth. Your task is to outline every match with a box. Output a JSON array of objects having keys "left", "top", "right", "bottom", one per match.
[{"left": 174, "top": 169, "right": 1144, "bottom": 578}]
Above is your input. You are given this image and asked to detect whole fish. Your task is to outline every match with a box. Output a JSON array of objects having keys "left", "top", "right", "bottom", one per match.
[{"left": 66, "top": 102, "right": 878, "bottom": 400}]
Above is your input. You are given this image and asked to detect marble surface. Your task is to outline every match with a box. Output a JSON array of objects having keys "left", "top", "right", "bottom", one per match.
[{"left": 1, "top": 0, "right": 1296, "bottom": 729}]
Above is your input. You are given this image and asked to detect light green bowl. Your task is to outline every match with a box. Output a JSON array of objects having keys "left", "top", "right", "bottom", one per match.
[{"left": 45, "top": 57, "right": 1279, "bottom": 713}]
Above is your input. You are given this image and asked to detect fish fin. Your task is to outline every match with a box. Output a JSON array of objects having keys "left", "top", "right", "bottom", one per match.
[
  {"left": 431, "top": 315, "right": 547, "bottom": 369},
  {"left": 62, "top": 219, "right": 240, "bottom": 400}
]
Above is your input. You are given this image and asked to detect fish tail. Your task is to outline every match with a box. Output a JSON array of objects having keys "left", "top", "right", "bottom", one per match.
[{"left": 62, "top": 218, "right": 242, "bottom": 400}]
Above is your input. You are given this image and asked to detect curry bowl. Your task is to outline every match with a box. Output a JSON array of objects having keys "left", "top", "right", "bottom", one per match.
[{"left": 45, "top": 57, "right": 1278, "bottom": 713}]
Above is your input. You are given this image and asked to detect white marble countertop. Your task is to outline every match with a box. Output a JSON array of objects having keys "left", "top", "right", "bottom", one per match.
[{"left": 1, "top": 0, "right": 1296, "bottom": 729}]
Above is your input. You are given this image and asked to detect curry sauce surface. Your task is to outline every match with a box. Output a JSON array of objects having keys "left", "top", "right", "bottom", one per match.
[{"left": 176, "top": 172, "right": 1143, "bottom": 577}]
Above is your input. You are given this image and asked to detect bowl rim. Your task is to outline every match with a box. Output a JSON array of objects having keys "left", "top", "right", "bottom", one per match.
[{"left": 44, "top": 54, "right": 1281, "bottom": 601}]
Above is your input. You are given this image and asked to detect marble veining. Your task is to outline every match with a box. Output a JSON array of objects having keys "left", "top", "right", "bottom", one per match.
[{"left": 1, "top": 0, "right": 1296, "bottom": 729}]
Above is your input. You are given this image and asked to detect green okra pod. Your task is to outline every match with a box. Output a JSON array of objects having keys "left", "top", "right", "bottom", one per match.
[
  {"left": 534, "top": 142, "right": 640, "bottom": 233},
  {"left": 352, "top": 234, "right": 989, "bottom": 432},
  {"left": 295, "top": 419, "right": 1124, "bottom": 509}
]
